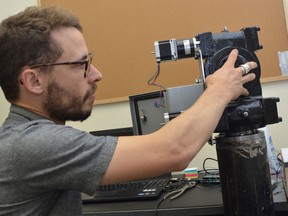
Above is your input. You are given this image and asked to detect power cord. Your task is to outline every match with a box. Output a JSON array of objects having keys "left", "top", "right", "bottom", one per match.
[{"left": 202, "top": 157, "right": 219, "bottom": 175}]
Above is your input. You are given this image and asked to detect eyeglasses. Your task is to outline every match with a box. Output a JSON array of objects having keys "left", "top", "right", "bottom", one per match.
[{"left": 29, "top": 53, "right": 93, "bottom": 78}]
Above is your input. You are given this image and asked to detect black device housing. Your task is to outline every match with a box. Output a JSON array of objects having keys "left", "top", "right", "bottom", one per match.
[
  {"left": 155, "top": 27, "right": 263, "bottom": 96},
  {"left": 154, "top": 26, "right": 283, "bottom": 216},
  {"left": 154, "top": 27, "right": 282, "bottom": 133}
]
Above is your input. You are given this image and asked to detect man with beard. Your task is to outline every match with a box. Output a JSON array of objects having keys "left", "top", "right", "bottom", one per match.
[{"left": 0, "top": 6, "right": 257, "bottom": 216}]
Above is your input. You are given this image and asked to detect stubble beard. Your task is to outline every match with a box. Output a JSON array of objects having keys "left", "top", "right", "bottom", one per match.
[{"left": 43, "top": 81, "right": 96, "bottom": 122}]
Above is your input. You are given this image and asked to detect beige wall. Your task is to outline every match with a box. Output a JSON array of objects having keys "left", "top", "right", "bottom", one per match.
[
  {"left": 0, "top": 0, "right": 287, "bottom": 170},
  {"left": 0, "top": 0, "right": 38, "bottom": 21},
  {"left": 0, "top": 0, "right": 39, "bottom": 124}
]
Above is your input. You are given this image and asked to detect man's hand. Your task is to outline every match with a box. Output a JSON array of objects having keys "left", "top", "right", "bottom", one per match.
[{"left": 205, "top": 49, "right": 257, "bottom": 101}]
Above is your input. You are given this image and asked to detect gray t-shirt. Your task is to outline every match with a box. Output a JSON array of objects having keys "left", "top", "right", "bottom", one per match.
[{"left": 0, "top": 105, "right": 118, "bottom": 216}]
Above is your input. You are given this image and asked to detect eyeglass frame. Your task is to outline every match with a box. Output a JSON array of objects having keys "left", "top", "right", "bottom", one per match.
[{"left": 28, "top": 53, "right": 93, "bottom": 78}]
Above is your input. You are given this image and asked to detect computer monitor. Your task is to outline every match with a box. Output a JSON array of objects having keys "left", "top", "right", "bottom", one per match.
[
  {"left": 90, "top": 127, "right": 134, "bottom": 137},
  {"left": 129, "top": 91, "right": 166, "bottom": 135}
]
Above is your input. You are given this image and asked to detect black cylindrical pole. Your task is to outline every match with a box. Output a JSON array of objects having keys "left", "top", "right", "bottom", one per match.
[{"left": 215, "top": 130, "right": 275, "bottom": 216}]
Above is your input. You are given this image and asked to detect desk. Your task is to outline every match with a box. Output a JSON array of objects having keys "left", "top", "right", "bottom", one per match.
[{"left": 83, "top": 183, "right": 288, "bottom": 216}]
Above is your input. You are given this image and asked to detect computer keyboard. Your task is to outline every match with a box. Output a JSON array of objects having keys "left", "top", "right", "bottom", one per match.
[
  {"left": 82, "top": 177, "right": 170, "bottom": 203},
  {"left": 98, "top": 178, "right": 168, "bottom": 190}
]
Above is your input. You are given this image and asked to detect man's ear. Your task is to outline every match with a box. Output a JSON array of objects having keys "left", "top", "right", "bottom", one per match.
[{"left": 20, "top": 69, "right": 45, "bottom": 94}]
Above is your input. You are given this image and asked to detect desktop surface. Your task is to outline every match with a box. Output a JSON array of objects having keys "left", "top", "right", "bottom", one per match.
[{"left": 82, "top": 179, "right": 288, "bottom": 216}]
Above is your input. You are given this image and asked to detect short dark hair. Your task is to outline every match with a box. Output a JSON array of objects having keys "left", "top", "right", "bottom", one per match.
[{"left": 0, "top": 6, "right": 83, "bottom": 101}]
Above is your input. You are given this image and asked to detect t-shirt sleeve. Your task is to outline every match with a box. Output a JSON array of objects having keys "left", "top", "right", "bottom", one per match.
[{"left": 11, "top": 120, "right": 118, "bottom": 195}]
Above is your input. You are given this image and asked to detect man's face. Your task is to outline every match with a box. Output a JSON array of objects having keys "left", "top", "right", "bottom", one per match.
[
  {"left": 42, "top": 27, "right": 102, "bottom": 122},
  {"left": 43, "top": 78, "right": 96, "bottom": 122}
]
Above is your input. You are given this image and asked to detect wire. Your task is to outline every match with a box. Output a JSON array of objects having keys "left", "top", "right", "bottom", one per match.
[
  {"left": 154, "top": 195, "right": 165, "bottom": 216},
  {"left": 202, "top": 157, "right": 219, "bottom": 174},
  {"left": 153, "top": 91, "right": 165, "bottom": 108},
  {"left": 147, "top": 63, "right": 166, "bottom": 108},
  {"left": 147, "top": 63, "right": 162, "bottom": 87}
]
